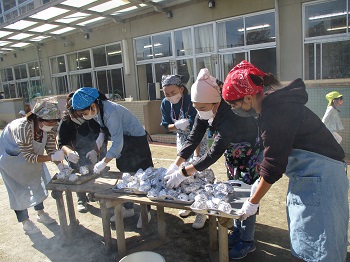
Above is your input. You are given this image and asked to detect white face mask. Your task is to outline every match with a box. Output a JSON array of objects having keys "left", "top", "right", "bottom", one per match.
[
  {"left": 82, "top": 106, "right": 97, "bottom": 120},
  {"left": 40, "top": 123, "right": 54, "bottom": 132},
  {"left": 165, "top": 93, "right": 182, "bottom": 104},
  {"left": 197, "top": 105, "right": 215, "bottom": 120}
]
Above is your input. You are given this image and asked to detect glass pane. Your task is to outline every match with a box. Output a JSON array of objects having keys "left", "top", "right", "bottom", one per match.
[
  {"left": 245, "top": 12, "right": 276, "bottom": 45},
  {"left": 304, "top": 43, "right": 315, "bottom": 80},
  {"left": 50, "top": 58, "right": 58, "bottom": 74},
  {"left": 20, "top": 64, "right": 27, "bottom": 79},
  {"left": 250, "top": 48, "right": 277, "bottom": 75},
  {"left": 152, "top": 32, "right": 172, "bottom": 58},
  {"left": 195, "top": 56, "right": 215, "bottom": 78},
  {"left": 69, "top": 73, "right": 92, "bottom": 91},
  {"left": 55, "top": 76, "right": 68, "bottom": 95},
  {"left": 78, "top": 50, "right": 91, "bottom": 69},
  {"left": 6, "top": 68, "right": 13, "bottom": 81},
  {"left": 175, "top": 28, "right": 193, "bottom": 56},
  {"left": 29, "top": 80, "right": 43, "bottom": 99},
  {"left": 176, "top": 58, "right": 195, "bottom": 87},
  {"left": 107, "top": 43, "right": 122, "bottom": 65},
  {"left": 93, "top": 46, "right": 107, "bottom": 67},
  {"left": 28, "top": 61, "right": 39, "bottom": 78},
  {"left": 95, "top": 70, "right": 108, "bottom": 95},
  {"left": 17, "top": 82, "right": 29, "bottom": 102},
  {"left": 5, "top": 83, "right": 16, "bottom": 98},
  {"left": 305, "top": 0, "right": 347, "bottom": 37},
  {"left": 109, "top": 68, "right": 124, "bottom": 100},
  {"left": 222, "top": 53, "right": 246, "bottom": 79},
  {"left": 57, "top": 56, "right": 66, "bottom": 73},
  {"left": 67, "top": 53, "right": 78, "bottom": 71},
  {"left": 135, "top": 36, "right": 152, "bottom": 61},
  {"left": 3, "top": 0, "right": 16, "bottom": 12},
  {"left": 217, "top": 18, "right": 244, "bottom": 49},
  {"left": 14, "top": 65, "right": 20, "bottom": 79},
  {"left": 316, "top": 44, "right": 321, "bottom": 79},
  {"left": 194, "top": 24, "right": 214, "bottom": 53},
  {"left": 322, "top": 40, "right": 350, "bottom": 79},
  {"left": 3, "top": 84, "right": 9, "bottom": 98},
  {"left": 155, "top": 62, "right": 170, "bottom": 84},
  {"left": 1, "top": 69, "right": 6, "bottom": 81},
  {"left": 137, "top": 64, "right": 153, "bottom": 100}
]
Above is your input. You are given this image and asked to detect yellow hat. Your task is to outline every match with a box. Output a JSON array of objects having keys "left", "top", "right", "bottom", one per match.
[{"left": 326, "top": 91, "right": 343, "bottom": 107}]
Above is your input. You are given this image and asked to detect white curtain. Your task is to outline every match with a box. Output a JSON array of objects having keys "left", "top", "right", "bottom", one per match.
[{"left": 182, "top": 29, "right": 194, "bottom": 87}]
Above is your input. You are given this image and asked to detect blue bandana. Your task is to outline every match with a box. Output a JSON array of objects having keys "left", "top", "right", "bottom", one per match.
[{"left": 72, "top": 87, "right": 99, "bottom": 110}]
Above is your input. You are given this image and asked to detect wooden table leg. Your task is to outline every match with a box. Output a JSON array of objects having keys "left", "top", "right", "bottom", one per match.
[
  {"left": 52, "top": 190, "right": 69, "bottom": 239},
  {"left": 208, "top": 215, "right": 218, "bottom": 251},
  {"left": 65, "top": 190, "right": 79, "bottom": 229},
  {"left": 140, "top": 204, "right": 149, "bottom": 232},
  {"left": 218, "top": 220, "right": 229, "bottom": 262},
  {"left": 100, "top": 200, "right": 112, "bottom": 252},
  {"left": 156, "top": 206, "right": 166, "bottom": 241},
  {"left": 114, "top": 204, "right": 126, "bottom": 259}
]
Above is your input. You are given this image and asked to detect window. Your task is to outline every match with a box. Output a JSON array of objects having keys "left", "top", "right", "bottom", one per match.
[
  {"left": 67, "top": 50, "right": 91, "bottom": 71},
  {"left": 28, "top": 61, "right": 40, "bottom": 78},
  {"left": 194, "top": 24, "right": 214, "bottom": 53},
  {"left": 175, "top": 28, "right": 193, "bottom": 56},
  {"left": 304, "top": 0, "right": 350, "bottom": 79},
  {"left": 135, "top": 36, "right": 152, "bottom": 61},
  {"left": 217, "top": 18, "right": 244, "bottom": 49},
  {"left": 14, "top": 64, "right": 27, "bottom": 79}
]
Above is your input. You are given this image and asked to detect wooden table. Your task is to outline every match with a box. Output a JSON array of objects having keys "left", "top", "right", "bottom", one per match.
[
  {"left": 46, "top": 171, "right": 121, "bottom": 239},
  {"left": 94, "top": 189, "right": 231, "bottom": 262}
]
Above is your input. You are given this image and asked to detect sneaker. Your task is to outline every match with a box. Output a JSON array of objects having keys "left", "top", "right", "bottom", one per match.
[
  {"left": 36, "top": 212, "right": 56, "bottom": 225},
  {"left": 136, "top": 211, "right": 151, "bottom": 229},
  {"left": 87, "top": 193, "right": 96, "bottom": 202},
  {"left": 228, "top": 230, "right": 241, "bottom": 248},
  {"left": 178, "top": 209, "right": 191, "bottom": 218},
  {"left": 192, "top": 214, "right": 207, "bottom": 229},
  {"left": 77, "top": 201, "right": 88, "bottom": 213},
  {"left": 110, "top": 207, "right": 135, "bottom": 222},
  {"left": 229, "top": 240, "right": 256, "bottom": 259},
  {"left": 23, "top": 220, "right": 41, "bottom": 235}
]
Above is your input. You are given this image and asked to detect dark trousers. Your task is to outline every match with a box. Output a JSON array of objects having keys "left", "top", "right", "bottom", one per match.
[{"left": 14, "top": 202, "right": 44, "bottom": 222}]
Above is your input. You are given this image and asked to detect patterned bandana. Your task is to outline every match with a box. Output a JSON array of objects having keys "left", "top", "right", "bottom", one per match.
[
  {"left": 32, "top": 96, "right": 61, "bottom": 120},
  {"left": 72, "top": 87, "right": 99, "bottom": 110},
  {"left": 161, "top": 75, "right": 182, "bottom": 87},
  {"left": 222, "top": 60, "right": 267, "bottom": 101}
]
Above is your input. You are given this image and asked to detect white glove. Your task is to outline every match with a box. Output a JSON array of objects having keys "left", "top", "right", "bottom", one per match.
[
  {"left": 164, "top": 170, "right": 187, "bottom": 188},
  {"left": 165, "top": 163, "right": 179, "bottom": 176},
  {"left": 174, "top": 119, "right": 190, "bottom": 131},
  {"left": 86, "top": 150, "right": 98, "bottom": 165},
  {"left": 93, "top": 160, "right": 107, "bottom": 174},
  {"left": 68, "top": 151, "right": 80, "bottom": 164},
  {"left": 96, "top": 133, "right": 105, "bottom": 150},
  {"left": 51, "top": 150, "right": 65, "bottom": 162},
  {"left": 238, "top": 199, "right": 259, "bottom": 221},
  {"left": 57, "top": 163, "right": 70, "bottom": 172}
]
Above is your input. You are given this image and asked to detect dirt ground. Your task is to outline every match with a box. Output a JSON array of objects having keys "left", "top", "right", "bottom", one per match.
[{"left": 0, "top": 142, "right": 349, "bottom": 262}]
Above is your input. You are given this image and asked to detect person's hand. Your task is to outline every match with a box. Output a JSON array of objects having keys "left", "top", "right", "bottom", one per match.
[
  {"left": 68, "top": 151, "right": 80, "bottom": 164},
  {"left": 96, "top": 133, "right": 105, "bottom": 150},
  {"left": 174, "top": 119, "right": 190, "bottom": 131},
  {"left": 165, "top": 163, "right": 179, "bottom": 176},
  {"left": 57, "top": 163, "right": 70, "bottom": 172},
  {"left": 164, "top": 170, "right": 187, "bottom": 188},
  {"left": 93, "top": 160, "right": 107, "bottom": 174},
  {"left": 51, "top": 150, "right": 65, "bottom": 162},
  {"left": 86, "top": 150, "right": 98, "bottom": 165},
  {"left": 238, "top": 199, "right": 259, "bottom": 221}
]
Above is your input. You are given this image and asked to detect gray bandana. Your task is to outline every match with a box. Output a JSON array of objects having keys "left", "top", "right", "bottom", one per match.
[{"left": 161, "top": 75, "right": 182, "bottom": 87}]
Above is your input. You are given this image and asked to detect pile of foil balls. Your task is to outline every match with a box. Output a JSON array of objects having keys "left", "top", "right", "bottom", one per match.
[
  {"left": 56, "top": 165, "right": 90, "bottom": 182},
  {"left": 115, "top": 164, "right": 235, "bottom": 215}
]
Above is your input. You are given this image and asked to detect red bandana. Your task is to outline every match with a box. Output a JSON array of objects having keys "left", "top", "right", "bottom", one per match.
[{"left": 222, "top": 60, "right": 267, "bottom": 101}]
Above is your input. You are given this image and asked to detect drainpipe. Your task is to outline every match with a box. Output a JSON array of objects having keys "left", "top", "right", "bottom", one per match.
[{"left": 275, "top": 0, "right": 280, "bottom": 80}]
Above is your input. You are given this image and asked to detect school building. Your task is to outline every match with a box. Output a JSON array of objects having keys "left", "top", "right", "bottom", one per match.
[{"left": 0, "top": 0, "right": 349, "bottom": 155}]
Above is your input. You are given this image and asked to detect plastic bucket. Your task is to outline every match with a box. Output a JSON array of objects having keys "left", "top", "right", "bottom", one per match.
[{"left": 119, "top": 251, "right": 165, "bottom": 262}]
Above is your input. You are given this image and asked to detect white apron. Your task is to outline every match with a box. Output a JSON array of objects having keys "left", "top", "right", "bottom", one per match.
[{"left": 0, "top": 119, "right": 50, "bottom": 210}]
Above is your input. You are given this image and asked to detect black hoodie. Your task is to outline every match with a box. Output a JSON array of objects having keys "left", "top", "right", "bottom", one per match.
[
  {"left": 178, "top": 99, "right": 259, "bottom": 171},
  {"left": 259, "top": 78, "right": 345, "bottom": 184}
]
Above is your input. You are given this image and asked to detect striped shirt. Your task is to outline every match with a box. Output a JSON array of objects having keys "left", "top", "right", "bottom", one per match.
[{"left": 12, "top": 120, "right": 57, "bottom": 163}]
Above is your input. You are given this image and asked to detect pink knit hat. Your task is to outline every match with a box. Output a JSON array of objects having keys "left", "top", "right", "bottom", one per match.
[{"left": 191, "top": 68, "right": 221, "bottom": 103}]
